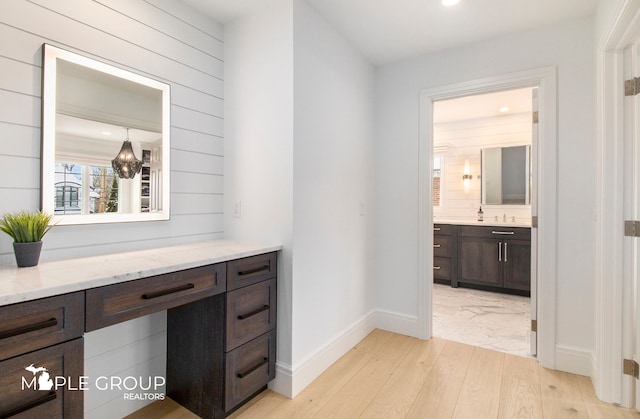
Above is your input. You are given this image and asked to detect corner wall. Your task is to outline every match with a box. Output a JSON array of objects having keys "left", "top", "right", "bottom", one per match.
[
  {"left": 291, "top": 0, "right": 377, "bottom": 396},
  {"left": 223, "top": 0, "right": 377, "bottom": 397}
]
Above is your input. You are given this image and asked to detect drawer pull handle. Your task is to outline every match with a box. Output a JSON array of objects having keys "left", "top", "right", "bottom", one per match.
[
  {"left": 491, "top": 231, "right": 515, "bottom": 235},
  {"left": 237, "top": 305, "right": 270, "bottom": 320},
  {"left": 236, "top": 357, "right": 269, "bottom": 379},
  {"left": 142, "top": 283, "right": 195, "bottom": 300},
  {"left": 433, "top": 266, "right": 441, "bottom": 270},
  {"left": 0, "top": 318, "right": 58, "bottom": 340},
  {"left": 433, "top": 244, "right": 441, "bottom": 248},
  {"left": 1, "top": 390, "right": 56, "bottom": 418},
  {"left": 238, "top": 265, "right": 270, "bottom": 276},
  {"left": 434, "top": 227, "right": 441, "bottom": 231}
]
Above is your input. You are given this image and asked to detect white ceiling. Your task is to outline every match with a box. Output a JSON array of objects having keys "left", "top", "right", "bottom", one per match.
[
  {"left": 433, "top": 87, "right": 533, "bottom": 124},
  {"left": 56, "top": 114, "right": 160, "bottom": 143},
  {"left": 182, "top": 0, "right": 599, "bottom": 66}
]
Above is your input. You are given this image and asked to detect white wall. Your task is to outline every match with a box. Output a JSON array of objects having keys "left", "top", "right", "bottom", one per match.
[
  {"left": 223, "top": 0, "right": 295, "bottom": 393},
  {"left": 224, "top": 0, "right": 376, "bottom": 397},
  {"left": 291, "top": 0, "right": 376, "bottom": 395},
  {"left": 0, "top": 0, "right": 224, "bottom": 416},
  {"left": 375, "top": 17, "right": 596, "bottom": 372}
]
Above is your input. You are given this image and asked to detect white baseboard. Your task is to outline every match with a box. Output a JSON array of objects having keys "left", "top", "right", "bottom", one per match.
[
  {"left": 375, "top": 309, "right": 419, "bottom": 337},
  {"left": 555, "top": 345, "right": 594, "bottom": 377},
  {"left": 269, "top": 361, "right": 294, "bottom": 398},
  {"left": 270, "top": 310, "right": 376, "bottom": 398}
]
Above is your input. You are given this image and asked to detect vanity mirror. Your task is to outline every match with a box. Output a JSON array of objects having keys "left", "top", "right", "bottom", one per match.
[
  {"left": 41, "top": 44, "right": 171, "bottom": 225},
  {"left": 481, "top": 145, "right": 531, "bottom": 205}
]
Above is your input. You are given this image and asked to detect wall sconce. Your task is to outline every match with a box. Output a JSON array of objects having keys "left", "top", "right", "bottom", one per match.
[{"left": 463, "top": 159, "right": 472, "bottom": 193}]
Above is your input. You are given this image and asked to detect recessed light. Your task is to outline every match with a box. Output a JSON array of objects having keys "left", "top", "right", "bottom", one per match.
[
  {"left": 442, "top": 0, "right": 460, "bottom": 6},
  {"left": 499, "top": 106, "right": 510, "bottom": 113},
  {"left": 101, "top": 131, "right": 112, "bottom": 136}
]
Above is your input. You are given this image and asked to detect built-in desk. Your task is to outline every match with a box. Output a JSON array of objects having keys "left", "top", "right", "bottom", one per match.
[{"left": 0, "top": 239, "right": 281, "bottom": 419}]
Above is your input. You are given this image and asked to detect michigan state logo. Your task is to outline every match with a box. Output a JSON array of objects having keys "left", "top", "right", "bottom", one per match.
[{"left": 22, "top": 364, "right": 54, "bottom": 390}]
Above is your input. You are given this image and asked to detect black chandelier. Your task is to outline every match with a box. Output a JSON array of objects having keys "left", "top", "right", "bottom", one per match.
[{"left": 111, "top": 128, "right": 143, "bottom": 179}]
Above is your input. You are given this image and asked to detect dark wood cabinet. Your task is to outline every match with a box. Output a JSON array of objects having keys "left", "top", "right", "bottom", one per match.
[
  {"left": 86, "top": 263, "right": 226, "bottom": 331},
  {"left": 225, "top": 329, "right": 276, "bottom": 411},
  {"left": 457, "top": 225, "right": 531, "bottom": 295},
  {"left": 0, "top": 249, "right": 278, "bottom": 419},
  {"left": 167, "top": 295, "right": 226, "bottom": 418},
  {"left": 433, "top": 224, "right": 457, "bottom": 286},
  {"left": 166, "top": 252, "right": 278, "bottom": 418},
  {"left": 0, "top": 292, "right": 84, "bottom": 362},
  {"left": 458, "top": 236, "right": 503, "bottom": 287},
  {"left": 226, "top": 278, "right": 277, "bottom": 351},
  {"left": 433, "top": 223, "right": 531, "bottom": 295},
  {"left": 0, "top": 293, "right": 84, "bottom": 419},
  {"left": 502, "top": 239, "right": 532, "bottom": 291},
  {"left": 0, "top": 338, "right": 84, "bottom": 419},
  {"left": 224, "top": 253, "right": 277, "bottom": 413}
]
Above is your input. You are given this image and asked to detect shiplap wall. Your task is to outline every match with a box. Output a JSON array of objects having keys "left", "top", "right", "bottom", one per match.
[
  {"left": 0, "top": 0, "right": 223, "bottom": 416},
  {"left": 433, "top": 112, "right": 532, "bottom": 222},
  {"left": 0, "top": 0, "right": 224, "bottom": 262}
]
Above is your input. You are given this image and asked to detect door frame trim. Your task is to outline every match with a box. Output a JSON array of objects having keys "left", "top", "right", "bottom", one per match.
[{"left": 417, "top": 66, "right": 557, "bottom": 369}]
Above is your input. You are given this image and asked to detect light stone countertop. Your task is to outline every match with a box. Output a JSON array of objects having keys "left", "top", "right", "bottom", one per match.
[
  {"left": 0, "top": 239, "right": 281, "bottom": 307},
  {"left": 433, "top": 218, "right": 532, "bottom": 228}
]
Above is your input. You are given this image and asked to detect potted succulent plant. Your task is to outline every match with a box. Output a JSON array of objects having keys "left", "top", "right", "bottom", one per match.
[{"left": 0, "top": 210, "right": 54, "bottom": 267}]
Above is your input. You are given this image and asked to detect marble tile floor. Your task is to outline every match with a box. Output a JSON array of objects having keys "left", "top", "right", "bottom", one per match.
[{"left": 432, "top": 283, "right": 532, "bottom": 358}]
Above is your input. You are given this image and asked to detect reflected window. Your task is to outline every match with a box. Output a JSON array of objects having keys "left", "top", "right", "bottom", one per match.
[
  {"left": 54, "top": 163, "right": 118, "bottom": 214},
  {"left": 433, "top": 156, "right": 442, "bottom": 207},
  {"left": 55, "top": 185, "right": 79, "bottom": 210}
]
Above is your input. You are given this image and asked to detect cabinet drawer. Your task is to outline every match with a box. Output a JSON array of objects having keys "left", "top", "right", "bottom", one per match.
[
  {"left": 0, "top": 338, "right": 83, "bottom": 419},
  {"left": 433, "top": 257, "right": 451, "bottom": 281},
  {"left": 433, "top": 236, "right": 452, "bottom": 257},
  {"left": 226, "top": 278, "right": 277, "bottom": 351},
  {"left": 225, "top": 330, "right": 276, "bottom": 412},
  {"left": 458, "top": 225, "right": 530, "bottom": 240},
  {"left": 433, "top": 224, "right": 453, "bottom": 235},
  {"left": 86, "top": 263, "right": 226, "bottom": 331},
  {"left": 227, "top": 253, "right": 277, "bottom": 291},
  {"left": 0, "top": 292, "right": 84, "bottom": 362}
]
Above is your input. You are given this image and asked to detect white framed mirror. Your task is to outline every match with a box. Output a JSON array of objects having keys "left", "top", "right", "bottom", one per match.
[
  {"left": 41, "top": 44, "right": 171, "bottom": 225},
  {"left": 481, "top": 145, "right": 531, "bottom": 205}
]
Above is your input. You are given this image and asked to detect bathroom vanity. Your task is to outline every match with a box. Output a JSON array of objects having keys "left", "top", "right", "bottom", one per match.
[
  {"left": 434, "top": 222, "right": 531, "bottom": 295},
  {"left": 0, "top": 240, "right": 280, "bottom": 419}
]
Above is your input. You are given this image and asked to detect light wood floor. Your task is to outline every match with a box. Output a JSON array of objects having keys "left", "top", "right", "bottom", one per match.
[{"left": 132, "top": 330, "right": 640, "bottom": 419}]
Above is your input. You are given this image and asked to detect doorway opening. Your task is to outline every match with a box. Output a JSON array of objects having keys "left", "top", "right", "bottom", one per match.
[
  {"left": 417, "top": 67, "right": 557, "bottom": 369},
  {"left": 431, "top": 87, "right": 535, "bottom": 358}
]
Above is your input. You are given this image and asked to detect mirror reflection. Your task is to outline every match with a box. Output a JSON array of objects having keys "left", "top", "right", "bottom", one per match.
[
  {"left": 481, "top": 145, "right": 530, "bottom": 205},
  {"left": 41, "top": 44, "right": 171, "bottom": 225}
]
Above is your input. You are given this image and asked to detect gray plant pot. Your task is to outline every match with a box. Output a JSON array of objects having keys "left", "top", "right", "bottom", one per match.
[{"left": 13, "top": 241, "right": 43, "bottom": 267}]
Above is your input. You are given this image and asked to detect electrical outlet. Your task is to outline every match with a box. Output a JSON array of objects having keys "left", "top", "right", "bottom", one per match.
[
  {"left": 359, "top": 202, "right": 365, "bottom": 216},
  {"left": 234, "top": 201, "right": 241, "bottom": 218}
]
